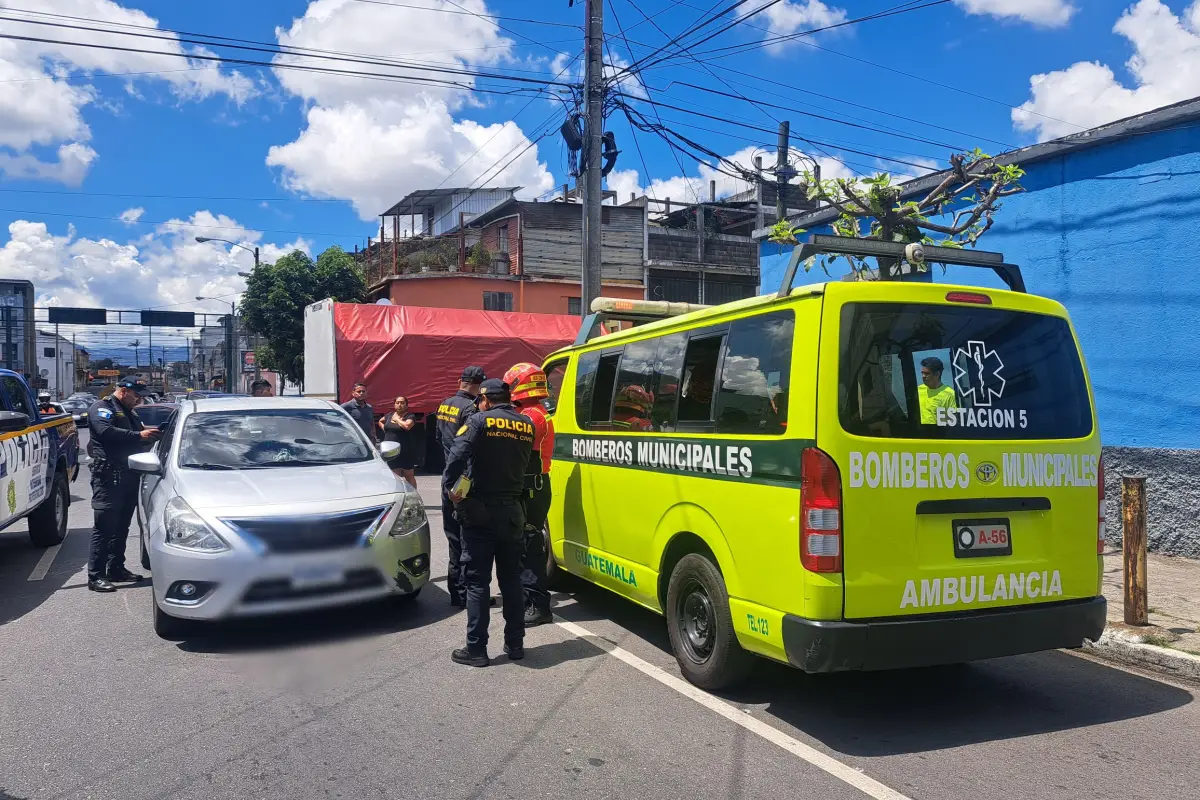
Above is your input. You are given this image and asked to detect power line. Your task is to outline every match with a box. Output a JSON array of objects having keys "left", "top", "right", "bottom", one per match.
[
  {"left": 616, "top": 0, "right": 759, "bottom": 78},
  {"left": 0, "top": 188, "right": 345, "bottom": 203},
  {"left": 613, "top": 92, "right": 939, "bottom": 171},
  {"left": 345, "top": 0, "right": 581, "bottom": 28},
  {"left": 0, "top": 207, "right": 365, "bottom": 238},
  {"left": 0, "top": 15, "right": 576, "bottom": 87},
  {"left": 0, "top": 31, "right": 565, "bottom": 100},
  {"left": 648, "top": 0, "right": 1083, "bottom": 131}
]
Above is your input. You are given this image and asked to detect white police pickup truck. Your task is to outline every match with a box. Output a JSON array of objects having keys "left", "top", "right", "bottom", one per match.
[{"left": 0, "top": 369, "right": 80, "bottom": 547}]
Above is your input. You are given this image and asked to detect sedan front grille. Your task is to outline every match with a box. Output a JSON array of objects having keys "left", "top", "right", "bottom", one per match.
[{"left": 222, "top": 506, "right": 390, "bottom": 554}]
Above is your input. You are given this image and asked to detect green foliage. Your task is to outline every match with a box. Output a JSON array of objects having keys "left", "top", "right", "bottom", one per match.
[
  {"left": 466, "top": 242, "right": 494, "bottom": 271},
  {"left": 240, "top": 245, "right": 366, "bottom": 387},
  {"left": 800, "top": 150, "right": 1025, "bottom": 276},
  {"left": 767, "top": 220, "right": 805, "bottom": 247}
]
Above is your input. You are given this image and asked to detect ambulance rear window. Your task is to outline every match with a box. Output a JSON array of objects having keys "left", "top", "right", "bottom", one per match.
[{"left": 838, "top": 303, "right": 1092, "bottom": 440}]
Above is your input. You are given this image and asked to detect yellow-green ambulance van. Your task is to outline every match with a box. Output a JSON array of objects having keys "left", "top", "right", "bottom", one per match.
[{"left": 541, "top": 237, "right": 1106, "bottom": 689}]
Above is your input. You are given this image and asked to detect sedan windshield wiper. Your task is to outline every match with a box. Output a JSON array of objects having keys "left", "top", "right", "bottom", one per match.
[{"left": 181, "top": 463, "right": 239, "bottom": 470}]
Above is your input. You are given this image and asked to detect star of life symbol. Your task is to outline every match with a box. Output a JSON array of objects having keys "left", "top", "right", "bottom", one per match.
[{"left": 952, "top": 340, "right": 1005, "bottom": 407}]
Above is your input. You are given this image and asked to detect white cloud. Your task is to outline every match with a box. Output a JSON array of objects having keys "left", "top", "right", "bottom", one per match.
[
  {"left": 607, "top": 145, "right": 861, "bottom": 204},
  {"left": 267, "top": 0, "right": 555, "bottom": 220},
  {"left": 760, "top": 1, "right": 848, "bottom": 53},
  {"left": 0, "top": 0, "right": 255, "bottom": 185},
  {"left": 0, "top": 142, "right": 97, "bottom": 185},
  {"left": 953, "top": 0, "right": 1075, "bottom": 27},
  {"left": 0, "top": 211, "right": 308, "bottom": 311},
  {"left": 1013, "top": 0, "right": 1200, "bottom": 140},
  {"left": 118, "top": 206, "right": 144, "bottom": 225}
]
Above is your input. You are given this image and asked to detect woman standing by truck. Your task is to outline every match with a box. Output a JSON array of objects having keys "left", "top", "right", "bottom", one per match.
[{"left": 379, "top": 395, "right": 419, "bottom": 488}]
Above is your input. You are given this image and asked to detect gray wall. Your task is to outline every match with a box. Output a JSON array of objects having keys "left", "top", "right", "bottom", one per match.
[
  {"left": 1103, "top": 447, "right": 1200, "bottom": 558},
  {"left": 521, "top": 203, "right": 644, "bottom": 282}
]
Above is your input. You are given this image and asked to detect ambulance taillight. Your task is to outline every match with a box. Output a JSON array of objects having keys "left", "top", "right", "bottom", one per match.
[
  {"left": 1097, "top": 456, "right": 1106, "bottom": 555},
  {"left": 801, "top": 448, "right": 842, "bottom": 573}
]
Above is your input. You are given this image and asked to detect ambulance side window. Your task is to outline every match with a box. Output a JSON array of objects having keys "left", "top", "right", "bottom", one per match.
[
  {"left": 574, "top": 350, "right": 621, "bottom": 429},
  {"left": 716, "top": 311, "right": 794, "bottom": 435},
  {"left": 543, "top": 359, "right": 568, "bottom": 414},
  {"left": 650, "top": 333, "right": 686, "bottom": 432},
  {"left": 612, "top": 340, "right": 656, "bottom": 431},
  {"left": 677, "top": 334, "right": 725, "bottom": 425}
]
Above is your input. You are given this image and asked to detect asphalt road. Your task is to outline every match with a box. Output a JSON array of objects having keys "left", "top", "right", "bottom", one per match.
[{"left": 0, "top": 431, "right": 1197, "bottom": 799}]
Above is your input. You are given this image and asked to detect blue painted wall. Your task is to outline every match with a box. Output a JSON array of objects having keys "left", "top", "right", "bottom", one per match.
[{"left": 759, "top": 124, "right": 1200, "bottom": 450}]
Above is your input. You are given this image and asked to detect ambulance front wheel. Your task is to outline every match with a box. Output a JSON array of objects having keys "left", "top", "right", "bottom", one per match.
[{"left": 666, "top": 553, "right": 754, "bottom": 690}]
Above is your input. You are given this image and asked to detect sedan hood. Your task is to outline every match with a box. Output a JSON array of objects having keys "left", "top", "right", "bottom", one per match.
[{"left": 176, "top": 459, "right": 405, "bottom": 510}]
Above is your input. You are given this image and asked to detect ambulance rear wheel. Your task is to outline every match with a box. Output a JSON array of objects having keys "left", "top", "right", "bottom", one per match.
[{"left": 666, "top": 553, "right": 754, "bottom": 690}]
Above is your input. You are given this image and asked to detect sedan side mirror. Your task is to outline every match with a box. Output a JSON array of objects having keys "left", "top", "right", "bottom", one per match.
[
  {"left": 128, "top": 452, "right": 163, "bottom": 475},
  {"left": 379, "top": 441, "right": 401, "bottom": 459},
  {"left": 0, "top": 410, "right": 29, "bottom": 433}
]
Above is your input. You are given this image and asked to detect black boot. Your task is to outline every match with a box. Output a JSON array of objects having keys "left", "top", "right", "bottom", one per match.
[
  {"left": 524, "top": 602, "right": 552, "bottom": 627},
  {"left": 504, "top": 642, "right": 525, "bottom": 660},
  {"left": 451, "top": 647, "right": 489, "bottom": 667}
]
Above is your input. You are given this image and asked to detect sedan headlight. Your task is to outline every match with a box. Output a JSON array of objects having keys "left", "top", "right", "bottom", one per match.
[
  {"left": 164, "top": 497, "right": 230, "bottom": 552},
  {"left": 389, "top": 492, "right": 427, "bottom": 537}
]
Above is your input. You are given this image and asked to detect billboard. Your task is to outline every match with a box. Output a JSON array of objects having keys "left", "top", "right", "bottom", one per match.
[{"left": 241, "top": 350, "right": 257, "bottom": 373}]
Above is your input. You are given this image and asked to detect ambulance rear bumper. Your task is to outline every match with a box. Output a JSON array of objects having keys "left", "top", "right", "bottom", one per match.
[{"left": 781, "top": 597, "right": 1107, "bottom": 673}]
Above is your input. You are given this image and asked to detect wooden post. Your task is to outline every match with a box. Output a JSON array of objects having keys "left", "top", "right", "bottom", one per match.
[
  {"left": 392, "top": 215, "right": 399, "bottom": 275},
  {"left": 1122, "top": 475, "right": 1148, "bottom": 626},
  {"left": 458, "top": 212, "right": 466, "bottom": 272}
]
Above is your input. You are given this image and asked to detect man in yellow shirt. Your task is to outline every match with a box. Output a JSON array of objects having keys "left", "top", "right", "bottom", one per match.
[{"left": 918, "top": 356, "right": 957, "bottom": 424}]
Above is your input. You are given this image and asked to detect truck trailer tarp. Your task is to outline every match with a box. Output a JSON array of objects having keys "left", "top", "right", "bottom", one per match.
[{"left": 327, "top": 303, "right": 580, "bottom": 414}]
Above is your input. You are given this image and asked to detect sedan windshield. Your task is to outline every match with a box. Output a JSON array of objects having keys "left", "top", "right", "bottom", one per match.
[{"left": 179, "top": 409, "right": 373, "bottom": 469}]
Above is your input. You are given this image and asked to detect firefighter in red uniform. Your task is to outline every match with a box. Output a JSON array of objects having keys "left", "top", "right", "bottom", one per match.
[{"left": 503, "top": 362, "right": 555, "bottom": 626}]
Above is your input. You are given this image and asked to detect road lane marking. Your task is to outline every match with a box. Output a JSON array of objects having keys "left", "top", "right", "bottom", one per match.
[
  {"left": 27, "top": 531, "right": 68, "bottom": 581},
  {"left": 554, "top": 617, "right": 912, "bottom": 800}
]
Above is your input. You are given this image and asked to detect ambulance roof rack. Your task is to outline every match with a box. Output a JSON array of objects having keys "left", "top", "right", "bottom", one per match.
[
  {"left": 574, "top": 297, "right": 711, "bottom": 346},
  {"left": 777, "top": 234, "right": 1025, "bottom": 298}
]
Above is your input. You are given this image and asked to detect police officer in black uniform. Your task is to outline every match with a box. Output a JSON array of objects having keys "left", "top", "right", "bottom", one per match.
[
  {"left": 86, "top": 380, "right": 160, "bottom": 592},
  {"left": 435, "top": 365, "right": 485, "bottom": 607},
  {"left": 444, "top": 378, "right": 533, "bottom": 667}
]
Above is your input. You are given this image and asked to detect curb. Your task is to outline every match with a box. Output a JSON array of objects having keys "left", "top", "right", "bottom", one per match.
[{"left": 1083, "top": 627, "right": 1200, "bottom": 683}]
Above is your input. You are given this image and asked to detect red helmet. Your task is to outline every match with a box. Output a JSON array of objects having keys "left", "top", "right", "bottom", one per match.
[{"left": 503, "top": 362, "right": 549, "bottom": 403}]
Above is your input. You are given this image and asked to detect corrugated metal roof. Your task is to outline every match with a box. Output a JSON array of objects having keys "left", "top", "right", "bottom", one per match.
[{"left": 381, "top": 187, "right": 520, "bottom": 217}]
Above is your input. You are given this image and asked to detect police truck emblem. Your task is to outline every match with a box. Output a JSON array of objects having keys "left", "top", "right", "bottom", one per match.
[{"left": 6, "top": 480, "right": 15, "bottom": 515}]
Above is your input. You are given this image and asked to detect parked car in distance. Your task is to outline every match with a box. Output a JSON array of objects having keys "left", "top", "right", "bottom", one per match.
[
  {"left": 133, "top": 396, "right": 430, "bottom": 639},
  {"left": 134, "top": 403, "right": 178, "bottom": 429},
  {"left": 60, "top": 398, "right": 92, "bottom": 426}
]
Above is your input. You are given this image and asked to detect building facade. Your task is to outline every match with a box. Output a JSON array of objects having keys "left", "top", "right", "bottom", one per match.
[{"left": 756, "top": 98, "right": 1200, "bottom": 556}]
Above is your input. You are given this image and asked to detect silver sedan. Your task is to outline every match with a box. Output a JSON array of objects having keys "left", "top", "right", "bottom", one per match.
[{"left": 131, "top": 396, "right": 430, "bottom": 639}]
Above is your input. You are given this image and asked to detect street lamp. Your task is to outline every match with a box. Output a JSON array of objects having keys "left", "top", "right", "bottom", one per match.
[
  {"left": 196, "top": 296, "right": 237, "bottom": 392},
  {"left": 195, "top": 236, "right": 260, "bottom": 268}
]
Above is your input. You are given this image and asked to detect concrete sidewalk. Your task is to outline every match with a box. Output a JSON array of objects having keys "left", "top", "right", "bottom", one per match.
[{"left": 1091, "top": 549, "right": 1200, "bottom": 680}]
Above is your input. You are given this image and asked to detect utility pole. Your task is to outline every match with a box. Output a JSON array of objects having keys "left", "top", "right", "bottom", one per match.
[
  {"left": 774, "top": 120, "right": 791, "bottom": 224},
  {"left": 581, "top": 0, "right": 604, "bottom": 313}
]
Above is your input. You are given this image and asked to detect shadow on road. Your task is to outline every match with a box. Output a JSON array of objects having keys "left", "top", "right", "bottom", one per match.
[
  {"left": 175, "top": 580, "right": 461, "bottom": 655},
  {"left": 0, "top": 525, "right": 90, "bottom": 628},
  {"left": 552, "top": 575, "right": 1195, "bottom": 757}
]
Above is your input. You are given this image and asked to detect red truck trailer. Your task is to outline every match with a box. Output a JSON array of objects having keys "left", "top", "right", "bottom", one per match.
[{"left": 304, "top": 300, "right": 579, "bottom": 469}]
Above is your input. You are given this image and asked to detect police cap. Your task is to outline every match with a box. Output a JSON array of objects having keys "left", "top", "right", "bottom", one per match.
[
  {"left": 116, "top": 378, "right": 150, "bottom": 396},
  {"left": 478, "top": 378, "right": 510, "bottom": 401},
  {"left": 460, "top": 365, "right": 486, "bottom": 384}
]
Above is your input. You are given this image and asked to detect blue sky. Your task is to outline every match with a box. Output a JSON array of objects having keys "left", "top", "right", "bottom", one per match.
[{"left": 0, "top": 0, "right": 1194, "bottom": 345}]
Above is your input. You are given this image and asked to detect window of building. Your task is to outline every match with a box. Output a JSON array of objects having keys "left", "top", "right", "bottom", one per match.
[
  {"left": 567, "top": 297, "right": 582, "bottom": 316},
  {"left": 677, "top": 334, "right": 725, "bottom": 424},
  {"left": 574, "top": 349, "right": 621, "bottom": 428},
  {"left": 497, "top": 224, "right": 509, "bottom": 254},
  {"left": 715, "top": 311, "right": 794, "bottom": 435},
  {"left": 483, "top": 291, "right": 513, "bottom": 312},
  {"left": 43, "top": 347, "right": 56, "bottom": 358}
]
